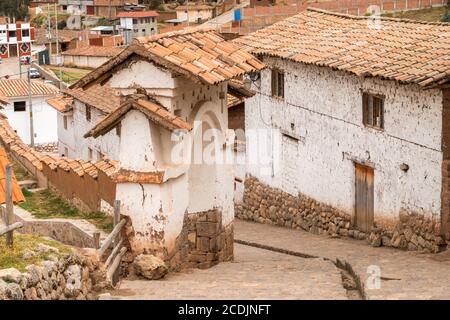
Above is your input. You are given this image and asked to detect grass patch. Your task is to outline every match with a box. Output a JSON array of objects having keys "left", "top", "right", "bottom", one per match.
[
  {"left": 382, "top": 7, "right": 447, "bottom": 22},
  {"left": 47, "top": 67, "right": 91, "bottom": 85},
  {"left": 11, "top": 162, "right": 33, "bottom": 182},
  {"left": 19, "top": 189, "right": 113, "bottom": 233},
  {"left": 0, "top": 234, "right": 72, "bottom": 272}
]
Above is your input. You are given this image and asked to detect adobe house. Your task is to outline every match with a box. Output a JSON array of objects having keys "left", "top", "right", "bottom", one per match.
[
  {"left": 61, "top": 28, "right": 265, "bottom": 269},
  {"left": 234, "top": 8, "right": 450, "bottom": 252}
]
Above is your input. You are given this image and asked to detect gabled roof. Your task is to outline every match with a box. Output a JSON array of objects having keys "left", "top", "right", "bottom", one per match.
[
  {"left": 0, "top": 112, "right": 118, "bottom": 178},
  {"left": 234, "top": 8, "right": 450, "bottom": 88},
  {"left": 84, "top": 96, "right": 192, "bottom": 138},
  {"left": 46, "top": 96, "right": 73, "bottom": 113},
  {"left": 65, "top": 83, "right": 121, "bottom": 114},
  {"left": 62, "top": 46, "right": 125, "bottom": 57},
  {"left": 0, "top": 79, "right": 59, "bottom": 97},
  {"left": 0, "top": 148, "right": 25, "bottom": 204},
  {"left": 71, "top": 28, "right": 265, "bottom": 89},
  {"left": 116, "top": 11, "right": 159, "bottom": 18},
  {"left": 0, "top": 95, "right": 9, "bottom": 106}
]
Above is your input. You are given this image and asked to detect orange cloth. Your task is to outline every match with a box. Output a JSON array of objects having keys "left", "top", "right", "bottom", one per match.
[{"left": 0, "top": 148, "right": 25, "bottom": 204}]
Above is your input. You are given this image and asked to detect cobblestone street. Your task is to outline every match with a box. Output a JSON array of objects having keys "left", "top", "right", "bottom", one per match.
[
  {"left": 105, "top": 219, "right": 450, "bottom": 300},
  {"left": 108, "top": 243, "right": 347, "bottom": 300}
]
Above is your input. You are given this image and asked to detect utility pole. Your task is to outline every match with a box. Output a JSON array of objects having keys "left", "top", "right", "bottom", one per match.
[
  {"left": 48, "top": 3, "right": 52, "bottom": 64},
  {"left": 27, "top": 65, "right": 34, "bottom": 147},
  {"left": 186, "top": 1, "right": 190, "bottom": 26},
  {"left": 55, "top": 3, "right": 59, "bottom": 57},
  {"left": 18, "top": 55, "right": 22, "bottom": 79}
]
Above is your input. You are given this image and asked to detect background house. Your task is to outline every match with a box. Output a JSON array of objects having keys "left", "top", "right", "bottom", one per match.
[
  {"left": 234, "top": 8, "right": 450, "bottom": 252},
  {"left": 61, "top": 45, "right": 124, "bottom": 68},
  {"left": 0, "top": 79, "right": 59, "bottom": 145},
  {"left": 175, "top": 3, "right": 217, "bottom": 24},
  {"left": 117, "top": 11, "right": 159, "bottom": 45},
  {"left": 0, "top": 20, "right": 35, "bottom": 59}
]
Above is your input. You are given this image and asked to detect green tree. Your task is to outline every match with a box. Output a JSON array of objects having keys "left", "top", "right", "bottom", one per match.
[
  {"left": 443, "top": 0, "right": 450, "bottom": 22},
  {"left": 0, "top": 0, "right": 31, "bottom": 20}
]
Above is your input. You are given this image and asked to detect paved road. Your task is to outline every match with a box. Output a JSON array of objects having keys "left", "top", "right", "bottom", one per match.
[
  {"left": 104, "top": 219, "right": 450, "bottom": 300},
  {"left": 234, "top": 220, "right": 450, "bottom": 300},
  {"left": 201, "top": 1, "right": 249, "bottom": 29},
  {"left": 107, "top": 243, "right": 347, "bottom": 300},
  {"left": 0, "top": 57, "right": 27, "bottom": 80}
]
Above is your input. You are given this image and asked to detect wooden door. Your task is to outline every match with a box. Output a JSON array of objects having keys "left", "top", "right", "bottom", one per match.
[{"left": 355, "top": 163, "right": 374, "bottom": 232}]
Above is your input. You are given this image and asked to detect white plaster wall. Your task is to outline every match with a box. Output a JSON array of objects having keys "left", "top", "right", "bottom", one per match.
[
  {"left": 2, "top": 96, "right": 58, "bottom": 144},
  {"left": 115, "top": 164, "right": 189, "bottom": 255},
  {"left": 71, "top": 100, "right": 120, "bottom": 160},
  {"left": 246, "top": 57, "right": 443, "bottom": 220},
  {"left": 63, "top": 55, "right": 109, "bottom": 69},
  {"left": 57, "top": 112, "right": 75, "bottom": 158}
]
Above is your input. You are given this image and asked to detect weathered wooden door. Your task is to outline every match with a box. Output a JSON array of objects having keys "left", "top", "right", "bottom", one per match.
[{"left": 355, "top": 163, "right": 374, "bottom": 232}]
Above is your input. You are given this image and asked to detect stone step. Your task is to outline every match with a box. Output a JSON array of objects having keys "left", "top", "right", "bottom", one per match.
[{"left": 18, "top": 180, "right": 38, "bottom": 189}]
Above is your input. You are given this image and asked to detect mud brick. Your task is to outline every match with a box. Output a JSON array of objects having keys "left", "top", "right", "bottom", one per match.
[
  {"left": 188, "top": 232, "right": 196, "bottom": 246},
  {"left": 206, "top": 210, "right": 221, "bottom": 222},
  {"left": 209, "top": 237, "right": 218, "bottom": 252},
  {"left": 206, "top": 252, "right": 216, "bottom": 262},
  {"left": 196, "top": 221, "right": 220, "bottom": 237},
  {"left": 188, "top": 252, "right": 207, "bottom": 263},
  {"left": 196, "top": 236, "right": 210, "bottom": 252}
]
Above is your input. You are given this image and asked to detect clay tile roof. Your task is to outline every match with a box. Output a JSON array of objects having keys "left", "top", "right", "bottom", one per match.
[
  {"left": 0, "top": 95, "right": 9, "bottom": 105},
  {"left": 61, "top": 46, "right": 125, "bottom": 57},
  {"left": 234, "top": 8, "right": 450, "bottom": 88},
  {"left": 227, "top": 94, "right": 243, "bottom": 108},
  {"left": 0, "top": 79, "right": 60, "bottom": 97},
  {"left": 176, "top": 4, "right": 215, "bottom": 11},
  {"left": 71, "top": 28, "right": 265, "bottom": 89},
  {"left": 84, "top": 96, "right": 192, "bottom": 138},
  {"left": 0, "top": 113, "right": 118, "bottom": 178},
  {"left": 46, "top": 96, "right": 74, "bottom": 113},
  {"left": 116, "top": 11, "right": 159, "bottom": 18},
  {"left": 0, "top": 148, "right": 25, "bottom": 204},
  {"left": 65, "top": 83, "right": 121, "bottom": 114}
]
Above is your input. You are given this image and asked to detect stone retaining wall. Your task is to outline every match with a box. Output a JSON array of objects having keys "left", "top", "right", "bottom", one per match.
[
  {"left": 167, "top": 209, "right": 234, "bottom": 271},
  {"left": 0, "top": 252, "right": 108, "bottom": 300},
  {"left": 236, "top": 176, "right": 446, "bottom": 253},
  {"left": 1, "top": 205, "right": 106, "bottom": 248}
]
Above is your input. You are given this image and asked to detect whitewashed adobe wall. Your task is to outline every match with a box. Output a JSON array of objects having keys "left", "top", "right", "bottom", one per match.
[
  {"left": 246, "top": 57, "right": 443, "bottom": 221},
  {"left": 62, "top": 55, "right": 111, "bottom": 69},
  {"left": 2, "top": 96, "right": 58, "bottom": 145},
  {"left": 110, "top": 59, "right": 234, "bottom": 252},
  {"left": 60, "top": 100, "right": 120, "bottom": 160}
]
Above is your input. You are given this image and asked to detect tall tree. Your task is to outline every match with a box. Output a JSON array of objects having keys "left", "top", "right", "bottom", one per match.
[{"left": 0, "top": 0, "right": 30, "bottom": 21}]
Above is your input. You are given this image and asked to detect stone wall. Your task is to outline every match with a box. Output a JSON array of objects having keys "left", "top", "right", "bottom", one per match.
[
  {"left": 236, "top": 176, "right": 446, "bottom": 253},
  {"left": 167, "top": 209, "right": 234, "bottom": 271},
  {"left": 1, "top": 205, "right": 107, "bottom": 248},
  {"left": 0, "top": 252, "right": 108, "bottom": 300}
]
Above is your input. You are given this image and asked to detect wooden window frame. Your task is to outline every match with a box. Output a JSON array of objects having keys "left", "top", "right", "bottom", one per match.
[
  {"left": 271, "top": 68, "right": 284, "bottom": 99},
  {"left": 362, "top": 92, "right": 384, "bottom": 130},
  {"left": 85, "top": 105, "right": 91, "bottom": 122}
]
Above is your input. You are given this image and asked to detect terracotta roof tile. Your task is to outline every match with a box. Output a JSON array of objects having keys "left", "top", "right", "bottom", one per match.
[
  {"left": 0, "top": 79, "right": 59, "bottom": 98},
  {"left": 234, "top": 8, "right": 450, "bottom": 88},
  {"left": 84, "top": 96, "right": 192, "bottom": 138},
  {"left": 72, "top": 28, "right": 265, "bottom": 89},
  {"left": 65, "top": 84, "right": 121, "bottom": 114},
  {"left": 116, "top": 11, "right": 158, "bottom": 18},
  {"left": 62, "top": 46, "right": 125, "bottom": 57},
  {"left": 46, "top": 96, "right": 74, "bottom": 113},
  {"left": 0, "top": 113, "right": 118, "bottom": 178}
]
